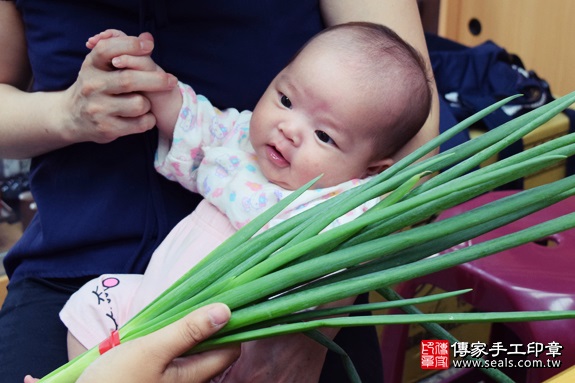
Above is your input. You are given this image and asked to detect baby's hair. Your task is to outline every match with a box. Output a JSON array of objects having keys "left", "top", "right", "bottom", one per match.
[{"left": 294, "top": 22, "right": 433, "bottom": 161}]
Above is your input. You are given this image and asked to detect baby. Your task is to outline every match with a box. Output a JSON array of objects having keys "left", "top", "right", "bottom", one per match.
[{"left": 60, "top": 21, "right": 432, "bottom": 358}]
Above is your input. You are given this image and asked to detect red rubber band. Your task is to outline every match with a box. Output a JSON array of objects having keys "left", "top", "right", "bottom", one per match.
[{"left": 99, "top": 330, "right": 121, "bottom": 355}]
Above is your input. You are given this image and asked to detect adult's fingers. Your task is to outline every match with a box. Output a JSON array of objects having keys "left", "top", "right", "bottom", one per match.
[
  {"left": 162, "top": 303, "right": 240, "bottom": 383},
  {"left": 63, "top": 36, "right": 175, "bottom": 143},
  {"left": 105, "top": 68, "right": 177, "bottom": 95},
  {"left": 77, "top": 61, "right": 176, "bottom": 100},
  {"left": 141, "top": 303, "right": 232, "bottom": 361},
  {"left": 89, "top": 34, "right": 154, "bottom": 71},
  {"left": 170, "top": 345, "right": 240, "bottom": 383}
]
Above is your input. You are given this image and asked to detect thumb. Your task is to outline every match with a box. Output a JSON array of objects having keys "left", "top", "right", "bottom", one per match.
[
  {"left": 138, "top": 32, "right": 155, "bottom": 43},
  {"left": 138, "top": 303, "right": 231, "bottom": 361}
]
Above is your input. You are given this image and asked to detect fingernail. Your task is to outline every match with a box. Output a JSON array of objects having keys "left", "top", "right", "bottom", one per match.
[
  {"left": 208, "top": 305, "right": 230, "bottom": 327},
  {"left": 167, "top": 75, "right": 178, "bottom": 87},
  {"left": 111, "top": 57, "right": 121, "bottom": 67},
  {"left": 140, "top": 40, "right": 153, "bottom": 51}
]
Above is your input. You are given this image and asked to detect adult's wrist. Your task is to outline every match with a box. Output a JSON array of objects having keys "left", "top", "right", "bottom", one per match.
[{"left": 41, "top": 89, "right": 81, "bottom": 148}]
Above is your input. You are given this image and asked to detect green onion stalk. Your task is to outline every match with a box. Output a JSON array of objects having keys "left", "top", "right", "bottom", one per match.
[{"left": 39, "top": 92, "right": 575, "bottom": 383}]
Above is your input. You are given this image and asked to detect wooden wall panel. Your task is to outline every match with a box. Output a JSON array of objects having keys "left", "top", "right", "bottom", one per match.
[{"left": 438, "top": 0, "right": 575, "bottom": 96}]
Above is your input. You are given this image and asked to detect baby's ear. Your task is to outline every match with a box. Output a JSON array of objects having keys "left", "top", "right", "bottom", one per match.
[{"left": 364, "top": 158, "right": 394, "bottom": 177}]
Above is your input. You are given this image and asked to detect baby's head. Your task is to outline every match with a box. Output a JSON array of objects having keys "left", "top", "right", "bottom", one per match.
[{"left": 250, "top": 22, "right": 432, "bottom": 190}]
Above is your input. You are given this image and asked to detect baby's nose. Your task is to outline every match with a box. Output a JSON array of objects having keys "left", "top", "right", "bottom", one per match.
[{"left": 279, "top": 121, "right": 302, "bottom": 145}]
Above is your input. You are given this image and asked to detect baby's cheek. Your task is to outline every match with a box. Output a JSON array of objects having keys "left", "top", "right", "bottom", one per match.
[{"left": 300, "top": 168, "right": 329, "bottom": 189}]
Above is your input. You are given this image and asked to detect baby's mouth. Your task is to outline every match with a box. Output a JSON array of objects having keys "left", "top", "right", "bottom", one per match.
[{"left": 266, "top": 145, "right": 290, "bottom": 168}]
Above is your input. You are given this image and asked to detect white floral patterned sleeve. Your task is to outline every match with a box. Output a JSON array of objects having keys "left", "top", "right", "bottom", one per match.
[{"left": 155, "top": 81, "right": 251, "bottom": 193}]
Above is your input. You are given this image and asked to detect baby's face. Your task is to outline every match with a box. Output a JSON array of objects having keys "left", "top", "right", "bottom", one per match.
[{"left": 250, "top": 41, "right": 391, "bottom": 190}]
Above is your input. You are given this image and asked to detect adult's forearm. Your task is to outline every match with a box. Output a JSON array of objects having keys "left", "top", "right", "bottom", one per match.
[
  {"left": 0, "top": 1, "right": 61, "bottom": 158},
  {"left": 0, "top": 85, "right": 74, "bottom": 158}
]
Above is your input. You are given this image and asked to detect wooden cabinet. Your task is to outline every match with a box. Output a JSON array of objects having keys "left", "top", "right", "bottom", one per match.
[{"left": 438, "top": 0, "right": 575, "bottom": 95}]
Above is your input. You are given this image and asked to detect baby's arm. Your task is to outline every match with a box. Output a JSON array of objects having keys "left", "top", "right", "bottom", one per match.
[{"left": 86, "top": 30, "right": 182, "bottom": 139}]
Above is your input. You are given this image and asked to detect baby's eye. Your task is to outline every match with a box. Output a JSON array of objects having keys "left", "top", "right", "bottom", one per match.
[
  {"left": 280, "top": 94, "right": 292, "bottom": 109},
  {"left": 315, "top": 130, "right": 334, "bottom": 145}
]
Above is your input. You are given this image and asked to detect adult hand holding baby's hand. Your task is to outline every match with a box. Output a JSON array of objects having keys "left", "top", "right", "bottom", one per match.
[{"left": 56, "top": 29, "right": 177, "bottom": 145}]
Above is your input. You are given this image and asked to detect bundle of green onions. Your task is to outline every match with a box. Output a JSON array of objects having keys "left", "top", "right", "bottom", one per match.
[{"left": 40, "top": 92, "right": 575, "bottom": 383}]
